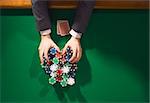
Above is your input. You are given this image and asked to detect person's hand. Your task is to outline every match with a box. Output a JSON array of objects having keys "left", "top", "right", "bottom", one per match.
[
  {"left": 62, "top": 36, "right": 82, "bottom": 63},
  {"left": 38, "top": 35, "right": 60, "bottom": 64}
]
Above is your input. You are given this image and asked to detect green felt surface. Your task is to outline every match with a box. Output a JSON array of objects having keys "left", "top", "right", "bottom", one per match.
[{"left": 0, "top": 9, "right": 149, "bottom": 103}]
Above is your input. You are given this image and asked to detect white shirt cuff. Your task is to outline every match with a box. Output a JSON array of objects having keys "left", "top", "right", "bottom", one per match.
[
  {"left": 40, "top": 29, "right": 51, "bottom": 36},
  {"left": 69, "top": 29, "right": 82, "bottom": 39}
]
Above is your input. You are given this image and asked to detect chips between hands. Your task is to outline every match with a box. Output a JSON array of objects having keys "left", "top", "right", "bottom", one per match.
[{"left": 41, "top": 47, "right": 78, "bottom": 87}]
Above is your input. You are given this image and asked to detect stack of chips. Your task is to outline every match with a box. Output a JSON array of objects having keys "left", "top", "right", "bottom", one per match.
[{"left": 41, "top": 47, "right": 77, "bottom": 87}]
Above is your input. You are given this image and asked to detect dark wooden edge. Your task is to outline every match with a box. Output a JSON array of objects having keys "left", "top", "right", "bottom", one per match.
[{"left": 0, "top": 1, "right": 149, "bottom": 9}]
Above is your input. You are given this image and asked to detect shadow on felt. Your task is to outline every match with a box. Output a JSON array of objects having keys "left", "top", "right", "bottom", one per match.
[{"left": 29, "top": 46, "right": 92, "bottom": 103}]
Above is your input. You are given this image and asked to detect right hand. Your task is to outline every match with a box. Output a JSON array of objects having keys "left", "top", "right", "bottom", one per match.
[{"left": 38, "top": 35, "right": 60, "bottom": 64}]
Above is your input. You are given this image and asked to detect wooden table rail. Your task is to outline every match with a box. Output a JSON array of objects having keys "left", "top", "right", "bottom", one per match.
[{"left": 0, "top": 0, "right": 149, "bottom": 9}]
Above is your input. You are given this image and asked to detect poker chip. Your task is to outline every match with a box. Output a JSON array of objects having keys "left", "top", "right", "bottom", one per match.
[
  {"left": 50, "top": 72, "right": 56, "bottom": 77},
  {"left": 41, "top": 47, "right": 78, "bottom": 87},
  {"left": 60, "top": 80, "right": 67, "bottom": 87},
  {"left": 56, "top": 52, "right": 62, "bottom": 59},
  {"left": 49, "top": 77, "right": 56, "bottom": 85},
  {"left": 56, "top": 76, "right": 63, "bottom": 82},
  {"left": 50, "top": 47, "right": 57, "bottom": 55},
  {"left": 44, "top": 66, "right": 52, "bottom": 74},
  {"left": 50, "top": 64, "right": 58, "bottom": 71},
  {"left": 52, "top": 57, "right": 59, "bottom": 64},
  {"left": 62, "top": 74, "right": 68, "bottom": 80},
  {"left": 68, "top": 71, "right": 76, "bottom": 78},
  {"left": 67, "top": 77, "right": 75, "bottom": 85},
  {"left": 56, "top": 69, "right": 63, "bottom": 76},
  {"left": 62, "top": 65, "right": 70, "bottom": 73}
]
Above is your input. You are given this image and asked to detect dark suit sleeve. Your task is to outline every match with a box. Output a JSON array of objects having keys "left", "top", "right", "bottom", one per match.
[
  {"left": 72, "top": 0, "right": 95, "bottom": 33},
  {"left": 32, "top": 0, "right": 51, "bottom": 32}
]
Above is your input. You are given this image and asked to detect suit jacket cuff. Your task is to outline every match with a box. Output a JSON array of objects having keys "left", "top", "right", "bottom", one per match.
[
  {"left": 40, "top": 29, "right": 51, "bottom": 36},
  {"left": 69, "top": 29, "right": 82, "bottom": 39}
]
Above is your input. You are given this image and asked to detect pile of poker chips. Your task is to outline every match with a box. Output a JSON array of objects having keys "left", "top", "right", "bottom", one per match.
[{"left": 41, "top": 47, "right": 78, "bottom": 87}]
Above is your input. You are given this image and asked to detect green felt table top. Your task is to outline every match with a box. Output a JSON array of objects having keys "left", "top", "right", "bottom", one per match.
[{"left": 0, "top": 9, "right": 149, "bottom": 103}]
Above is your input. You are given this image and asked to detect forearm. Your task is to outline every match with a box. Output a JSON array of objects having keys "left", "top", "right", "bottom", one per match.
[
  {"left": 32, "top": 0, "right": 51, "bottom": 32},
  {"left": 72, "top": 0, "right": 95, "bottom": 34}
]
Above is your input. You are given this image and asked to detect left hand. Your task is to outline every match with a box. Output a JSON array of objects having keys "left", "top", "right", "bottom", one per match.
[{"left": 62, "top": 36, "right": 82, "bottom": 63}]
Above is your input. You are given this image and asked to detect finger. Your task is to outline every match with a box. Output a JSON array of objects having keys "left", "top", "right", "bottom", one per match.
[
  {"left": 74, "top": 49, "right": 80, "bottom": 63},
  {"left": 78, "top": 47, "right": 82, "bottom": 62},
  {"left": 69, "top": 48, "right": 77, "bottom": 63},
  {"left": 79, "top": 48, "right": 82, "bottom": 60},
  {"left": 43, "top": 47, "right": 50, "bottom": 62},
  {"left": 74, "top": 47, "right": 82, "bottom": 62},
  {"left": 39, "top": 49, "right": 44, "bottom": 64},
  {"left": 62, "top": 45, "right": 68, "bottom": 54},
  {"left": 38, "top": 42, "right": 42, "bottom": 51}
]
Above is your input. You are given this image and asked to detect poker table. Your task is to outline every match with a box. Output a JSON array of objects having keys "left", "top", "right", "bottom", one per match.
[{"left": 0, "top": 1, "right": 149, "bottom": 103}]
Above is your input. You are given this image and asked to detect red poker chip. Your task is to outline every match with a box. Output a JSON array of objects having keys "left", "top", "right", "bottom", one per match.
[
  {"left": 47, "top": 61, "right": 53, "bottom": 66},
  {"left": 56, "top": 76, "right": 63, "bottom": 82},
  {"left": 56, "top": 69, "right": 63, "bottom": 76}
]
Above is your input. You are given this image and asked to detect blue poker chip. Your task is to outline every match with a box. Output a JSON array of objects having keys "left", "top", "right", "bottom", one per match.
[
  {"left": 66, "top": 47, "right": 71, "bottom": 52},
  {"left": 65, "top": 56, "right": 70, "bottom": 62},
  {"left": 65, "top": 54, "right": 72, "bottom": 62},
  {"left": 50, "top": 47, "right": 57, "bottom": 55}
]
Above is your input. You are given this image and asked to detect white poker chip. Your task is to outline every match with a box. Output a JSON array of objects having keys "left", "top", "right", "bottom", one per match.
[
  {"left": 62, "top": 65, "right": 70, "bottom": 73},
  {"left": 67, "top": 77, "right": 75, "bottom": 85},
  {"left": 50, "top": 72, "right": 56, "bottom": 77},
  {"left": 50, "top": 64, "right": 58, "bottom": 71}
]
